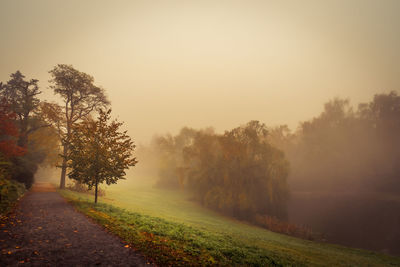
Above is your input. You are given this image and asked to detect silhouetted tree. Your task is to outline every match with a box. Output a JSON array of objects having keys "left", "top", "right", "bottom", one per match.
[
  {"left": 49, "top": 64, "right": 109, "bottom": 189},
  {"left": 0, "top": 72, "right": 52, "bottom": 188},
  {"left": 0, "top": 71, "right": 43, "bottom": 147}
]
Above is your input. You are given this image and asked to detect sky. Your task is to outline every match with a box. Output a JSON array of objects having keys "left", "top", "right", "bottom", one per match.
[{"left": 1, "top": 0, "right": 400, "bottom": 144}]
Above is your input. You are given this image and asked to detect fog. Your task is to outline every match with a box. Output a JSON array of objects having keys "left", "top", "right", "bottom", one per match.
[
  {"left": 2, "top": 0, "right": 400, "bottom": 144},
  {"left": 2, "top": 0, "right": 400, "bottom": 257}
]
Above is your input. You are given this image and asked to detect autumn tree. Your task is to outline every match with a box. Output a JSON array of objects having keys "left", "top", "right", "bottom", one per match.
[
  {"left": 0, "top": 71, "right": 43, "bottom": 147},
  {"left": 49, "top": 64, "right": 109, "bottom": 189},
  {"left": 0, "top": 99, "right": 26, "bottom": 182},
  {"left": 67, "top": 109, "right": 137, "bottom": 203},
  {"left": 0, "top": 71, "right": 50, "bottom": 188},
  {"left": 0, "top": 99, "right": 26, "bottom": 160}
]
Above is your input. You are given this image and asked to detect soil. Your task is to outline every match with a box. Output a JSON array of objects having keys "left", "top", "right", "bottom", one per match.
[{"left": 0, "top": 183, "right": 152, "bottom": 266}]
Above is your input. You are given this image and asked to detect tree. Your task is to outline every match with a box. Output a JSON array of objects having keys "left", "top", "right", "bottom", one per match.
[
  {"left": 0, "top": 71, "right": 43, "bottom": 148},
  {"left": 153, "top": 122, "right": 290, "bottom": 220},
  {"left": 67, "top": 109, "right": 137, "bottom": 203},
  {"left": 49, "top": 64, "right": 109, "bottom": 189},
  {"left": 0, "top": 99, "right": 27, "bottom": 182},
  {"left": 184, "top": 121, "right": 290, "bottom": 219},
  {"left": 1, "top": 72, "right": 56, "bottom": 188},
  {"left": 0, "top": 99, "right": 26, "bottom": 159}
]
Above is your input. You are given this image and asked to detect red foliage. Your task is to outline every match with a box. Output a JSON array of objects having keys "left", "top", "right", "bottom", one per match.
[{"left": 0, "top": 99, "right": 26, "bottom": 158}]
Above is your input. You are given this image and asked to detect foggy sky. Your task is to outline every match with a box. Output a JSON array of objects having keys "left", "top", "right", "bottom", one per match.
[{"left": 1, "top": 0, "right": 399, "bottom": 144}]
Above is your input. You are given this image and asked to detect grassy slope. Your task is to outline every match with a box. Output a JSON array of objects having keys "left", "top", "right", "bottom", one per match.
[{"left": 59, "top": 179, "right": 400, "bottom": 266}]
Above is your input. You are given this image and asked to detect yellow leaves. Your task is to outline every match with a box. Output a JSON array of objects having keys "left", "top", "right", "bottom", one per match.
[
  {"left": 89, "top": 209, "right": 111, "bottom": 219},
  {"left": 208, "top": 256, "right": 216, "bottom": 264}
]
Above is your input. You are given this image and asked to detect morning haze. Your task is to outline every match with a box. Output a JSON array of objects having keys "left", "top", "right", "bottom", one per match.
[
  {"left": 1, "top": 0, "right": 399, "bottom": 143},
  {"left": 1, "top": 1, "right": 400, "bottom": 265}
]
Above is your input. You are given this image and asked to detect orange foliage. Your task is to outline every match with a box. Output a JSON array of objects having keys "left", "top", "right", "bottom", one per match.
[{"left": 0, "top": 99, "right": 26, "bottom": 158}]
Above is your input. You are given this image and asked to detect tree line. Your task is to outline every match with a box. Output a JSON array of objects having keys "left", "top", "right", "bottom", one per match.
[
  {"left": 279, "top": 93, "right": 400, "bottom": 193},
  {"left": 150, "top": 121, "right": 290, "bottom": 221},
  {"left": 148, "top": 91, "right": 400, "bottom": 226},
  {"left": 0, "top": 65, "right": 136, "bottom": 203}
]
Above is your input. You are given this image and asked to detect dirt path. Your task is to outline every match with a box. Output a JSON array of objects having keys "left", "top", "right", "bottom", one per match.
[{"left": 0, "top": 183, "right": 151, "bottom": 266}]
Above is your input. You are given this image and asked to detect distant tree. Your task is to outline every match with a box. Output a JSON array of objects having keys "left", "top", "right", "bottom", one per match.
[
  {"left": 49, "top": 64, "right": 109, "bottom": 189},
  {"left": 153, "top": 127, "right": 200, "bottom": 189},
  {"left": 154, "top": 122, "right": 290, "bottom": 220},
  {"left": 67, "top": 109, "right": 137, "bottom": 203},
  {"left": 357, "top": 91, "right": 400, "bottom": 191},
  {"left": 183, "top": 121, "right": 290, "bottom": 220}
]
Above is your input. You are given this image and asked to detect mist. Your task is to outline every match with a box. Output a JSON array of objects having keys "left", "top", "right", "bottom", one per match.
[
  {"left": 2, "top": 0, "right": 400, "bottom": 144},
  {"left": 2, "top": 0, "right": 400, "bottom": 264},
  {"left": 132, "top": 93, "right": 400, "bottom": 255}
]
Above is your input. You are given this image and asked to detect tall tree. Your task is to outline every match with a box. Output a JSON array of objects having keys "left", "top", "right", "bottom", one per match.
[
  {"left": 68, "top": 109, "right": 137, "bottom": 203},
  {"left": 49, "top": 64, "right": 109, "bottom": 189},
  {"left": 0, "top": 71, "right": 42, "bottom": 147}
]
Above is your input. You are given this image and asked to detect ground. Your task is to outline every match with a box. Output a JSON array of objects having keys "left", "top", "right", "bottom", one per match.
[{"left": 0, "top": 183, "right": 151, "bottom": 266}]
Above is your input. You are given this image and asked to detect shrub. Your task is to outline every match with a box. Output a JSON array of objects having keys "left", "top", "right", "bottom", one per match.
[{"left": 0, "top": 177, "right": 26, "bottom": 214}]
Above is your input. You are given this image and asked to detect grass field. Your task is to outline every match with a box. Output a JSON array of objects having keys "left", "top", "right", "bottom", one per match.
[{"left": 58, "top": 178, "right": 400, "bottom": 266}]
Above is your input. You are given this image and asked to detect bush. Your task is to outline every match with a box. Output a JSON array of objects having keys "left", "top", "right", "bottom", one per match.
[{"left": 0, "top": 177, "right": 26, "bottom": 214}]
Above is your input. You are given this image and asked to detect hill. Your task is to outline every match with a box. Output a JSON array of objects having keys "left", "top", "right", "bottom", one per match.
[{"left": 58, "top": 178, "right": 400, "bottom": 266}]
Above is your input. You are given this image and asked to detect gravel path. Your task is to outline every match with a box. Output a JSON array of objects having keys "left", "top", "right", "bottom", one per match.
[{"left": 0, "top": 183, "right": 152, "bottom": 266}]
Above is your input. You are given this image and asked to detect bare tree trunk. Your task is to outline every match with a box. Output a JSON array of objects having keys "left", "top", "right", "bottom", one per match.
[
  {"left": 60, "top": 144, "right": 68, "bottom": 189},
  {"left": 94, "top": 179, "right": 98, "bottom": 204}
]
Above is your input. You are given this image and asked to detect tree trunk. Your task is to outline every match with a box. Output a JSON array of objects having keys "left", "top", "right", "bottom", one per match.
[
  {"left": 17, "top": 116, "right": 29, "bottom": 148},
  {"left": 94, "top": 179, "right": 98, "bottom": 204},
  {"left": 59, "top": 144, "right": 68, "bottom": 189},
  {"left": 17, "top": 134, "right": 28, "bottom": 148}
]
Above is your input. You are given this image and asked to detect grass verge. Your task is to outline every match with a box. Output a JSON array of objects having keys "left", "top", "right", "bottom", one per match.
[{"left": 59, "top": 189, "right": 400, "bottom": 266}]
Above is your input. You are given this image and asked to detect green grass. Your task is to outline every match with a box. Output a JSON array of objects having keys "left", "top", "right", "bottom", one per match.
[{"left": 59, "top": 179, "right": 400, "bottom": 266}]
